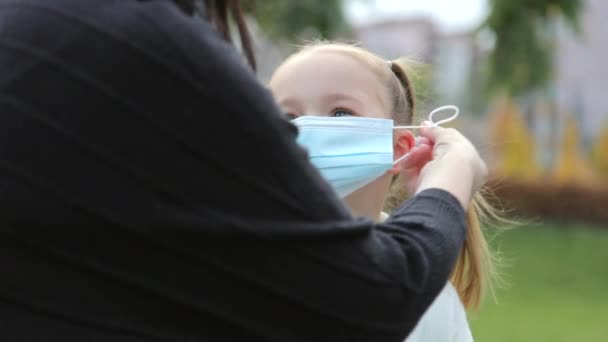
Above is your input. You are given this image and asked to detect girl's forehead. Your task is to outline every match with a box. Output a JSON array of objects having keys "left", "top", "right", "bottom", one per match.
[
  {"left": 271, "top": 51, "right": 390, "bottom": 109},
  {"left": 275, "top": 50, "right": 382, "bottom": 83}
]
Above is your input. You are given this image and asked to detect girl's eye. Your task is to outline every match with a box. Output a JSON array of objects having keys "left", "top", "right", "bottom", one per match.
[
  {"left": 331, "top": 109, "right": 354, "bottom": 117},
  {"left": 285, "top": 113, "right": 299, "bottom": 121}
]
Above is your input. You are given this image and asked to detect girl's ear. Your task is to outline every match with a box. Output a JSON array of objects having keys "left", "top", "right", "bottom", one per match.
[{"left": 388, "top": 130, "right": 415, "bottom": 175}]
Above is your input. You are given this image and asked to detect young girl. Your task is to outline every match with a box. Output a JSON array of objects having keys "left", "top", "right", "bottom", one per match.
[{"left": 270, "top": 42, "right": 496, "bottom": 341}]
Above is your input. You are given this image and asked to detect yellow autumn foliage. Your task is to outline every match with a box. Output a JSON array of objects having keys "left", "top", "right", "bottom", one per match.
[
  {"left": 552, "top": 116, "right": 597, "bottom": 184},
  {"left": 488, "top": 97, "right": 540, "bottom": 180},
  {"left": 591, "top": 124, "right": 608, "bottom": 179}
]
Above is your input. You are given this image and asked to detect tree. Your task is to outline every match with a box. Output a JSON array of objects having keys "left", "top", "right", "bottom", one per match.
[
  {"left": 482, "top": 0, "right": 583, "bottom": 96},
  {"left": 482, "top": 0, "right": 585, "bottom": 175},
  {"left": 241, "top": 0, "right": 349, "bottom": 42}
]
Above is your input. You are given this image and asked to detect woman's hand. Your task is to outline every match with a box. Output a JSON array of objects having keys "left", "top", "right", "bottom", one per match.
[
  {"left": 398, "top": 136, "right": 434, "bottom": 194},
  {"left": 399, "top": 122, "right": 487, "bottom": 209}
]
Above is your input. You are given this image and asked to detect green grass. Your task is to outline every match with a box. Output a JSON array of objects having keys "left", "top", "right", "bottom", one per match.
[{"left": 469, "top": 222, "right": 608, "bottom": 341}]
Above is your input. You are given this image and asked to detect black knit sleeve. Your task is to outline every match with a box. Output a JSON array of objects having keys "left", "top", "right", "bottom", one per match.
[{"left": 368, "top": 189, "right": 467, "bottom": 332}]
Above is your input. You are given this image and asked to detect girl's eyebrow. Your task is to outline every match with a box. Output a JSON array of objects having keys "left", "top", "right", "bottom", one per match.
[
  {"left": 275, "top": 97, "right": 300, "bottom": 109},
  {"left": 322, "top": 93, "right": 364, "bottom": 108}
]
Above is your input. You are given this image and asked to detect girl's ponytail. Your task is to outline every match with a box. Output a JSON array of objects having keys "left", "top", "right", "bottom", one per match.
[{"left": 390, "top": 58, "right": 498, "bottom": 310}]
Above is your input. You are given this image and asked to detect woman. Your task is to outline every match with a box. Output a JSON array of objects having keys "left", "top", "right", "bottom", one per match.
[{"left": 0, "top": 1, "right": 486, "bottom": 341}]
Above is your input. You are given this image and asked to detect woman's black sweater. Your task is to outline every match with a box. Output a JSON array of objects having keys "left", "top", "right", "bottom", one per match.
[{"left": 0, "top": 1, "right": 467, "bottom": 341}]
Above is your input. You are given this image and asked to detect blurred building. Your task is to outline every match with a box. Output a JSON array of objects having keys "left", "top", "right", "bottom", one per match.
[
  {"left": 434, "top": 31, "right": 485, "bottom": 113},
  {"left": 248, "top": 19, "right": 288, "bottom": 84},
  {"left": 553, "top": 0, "right": 608, "bottom": 147},
  {"left": 354, "top": 17, "right": 482, "bottom": 108},
  {"left": 354, "top": 17, "right": 437, "bottom": 62}
]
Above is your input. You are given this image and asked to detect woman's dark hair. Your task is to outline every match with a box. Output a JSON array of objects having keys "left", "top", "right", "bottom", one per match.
[{"left": 172, "top": 0, "right": 256, "bottom": 70}]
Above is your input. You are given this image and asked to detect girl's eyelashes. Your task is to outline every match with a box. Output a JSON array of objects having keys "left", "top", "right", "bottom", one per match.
[
  {"left": 330, "top": 108, "right": 355, "bottom": 117},
  {"left": 282, "top": 109, "right": 355, "bottom": 119},
  {"left": 285, "top": 113, "right": 299, "bottom": 120}
]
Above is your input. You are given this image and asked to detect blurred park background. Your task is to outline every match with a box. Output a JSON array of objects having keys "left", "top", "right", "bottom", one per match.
[{"left": 232, "top": 0, "right": 608, "bottom": 340}]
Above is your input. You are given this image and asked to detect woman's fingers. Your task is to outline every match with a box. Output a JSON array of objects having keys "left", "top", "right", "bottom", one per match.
[
  {"left": 399, "top": 139, "right": 433, "bottom": 170},
  {"left": 398, "top": 142, "right": 433, "bottom": 194},
  {"left": 414, "top": 136, "right": 431, "bottom": 147}
]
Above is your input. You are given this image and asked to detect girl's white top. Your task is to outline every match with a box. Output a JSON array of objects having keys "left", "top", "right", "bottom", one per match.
[
  {"left": 405, "top": 282, "right": 474, "bottom": 342},
  {"left": 379, "top": 211, "right": 474, "bottom": 342}
]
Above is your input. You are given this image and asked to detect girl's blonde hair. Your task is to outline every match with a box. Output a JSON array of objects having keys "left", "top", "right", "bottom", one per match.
[{"left": 289, "top": 42, "right": 499, "bottom": 310}]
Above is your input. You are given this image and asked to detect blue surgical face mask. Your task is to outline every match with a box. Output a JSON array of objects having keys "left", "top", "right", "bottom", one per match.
[{"left": 293, "top": 105, "right": 459, "bottom": 198}]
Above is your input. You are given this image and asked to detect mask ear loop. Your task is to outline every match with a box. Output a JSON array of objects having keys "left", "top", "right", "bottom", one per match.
[
  {"left": 392, "top": 105, "right": 460, "bottom": 165},
  {"left": 428, "top": 105, "right": 459, "bottom": 126},
  {"left": 392, "top": 105, "right": 459, "bottom": 130}
]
